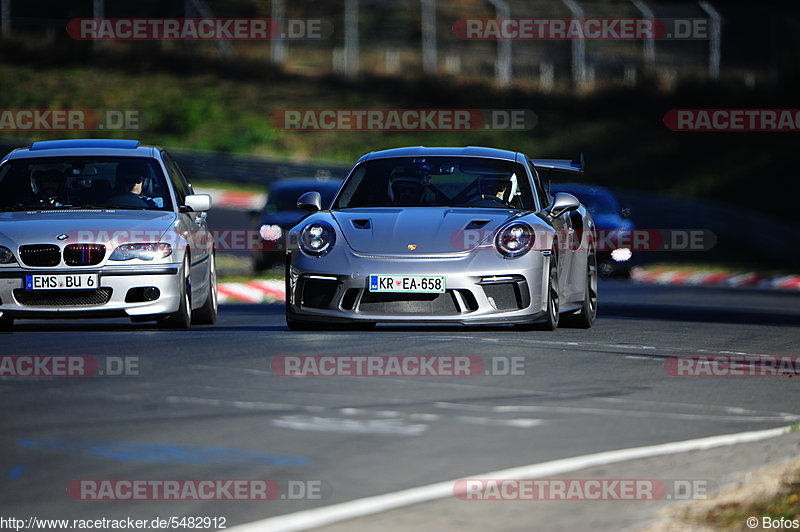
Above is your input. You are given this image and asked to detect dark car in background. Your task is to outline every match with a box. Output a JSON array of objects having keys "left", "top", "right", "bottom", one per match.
[
  {"left": 253, "top": 178, "right": 342, "bottom": 271},
  {"left": 551, "top": 183, "right": 634, "bottom": 277}
]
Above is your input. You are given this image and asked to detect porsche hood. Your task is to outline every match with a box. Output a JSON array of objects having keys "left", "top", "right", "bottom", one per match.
[{"left": 331, "top": 207, "right": 519, "bottom": 255}]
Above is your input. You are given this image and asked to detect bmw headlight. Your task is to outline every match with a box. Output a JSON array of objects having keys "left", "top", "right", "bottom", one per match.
[
  {"left": 0, "top": 246, "right": 16, "bottom": 264},
  {"left": 495, "top": 222, "right": 534, "bottom": 258},
  {"left": 109, "top": 243, "right": 173, "bottom": 261},
  {"left": 300, "top": 221, "right": 336, "bottom": 256}
]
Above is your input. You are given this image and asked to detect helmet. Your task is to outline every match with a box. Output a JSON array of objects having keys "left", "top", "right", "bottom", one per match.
[
  {"left": 31, "top": 169, "right": 64, "bottom": 198},
  {"left": 387, "top": 167, "right": 431, "bottom": 206},
  {"left": 478, "top": 175, "right": 512, "bottom": 199}
]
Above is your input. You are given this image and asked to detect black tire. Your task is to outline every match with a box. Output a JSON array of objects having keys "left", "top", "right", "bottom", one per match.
[
  {"left": 516, "top": 251, "right": 560, "bottom": 331},
  {"left": 158, "top": 255, "right": 192, "bottom": 329},
  {"left": 192, "top": 253, "right": 218, "bottom": 325},
  {"left": 0, "top": 316, "right": 14, "bottom": 332},
  {"left": 562, "top": 247, "right": 598, "bottom": 329}
]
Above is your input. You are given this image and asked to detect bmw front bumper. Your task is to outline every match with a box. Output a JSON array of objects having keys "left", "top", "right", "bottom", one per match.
[{"left": 0, "top": 264, "right": 183, "bottom": 320}]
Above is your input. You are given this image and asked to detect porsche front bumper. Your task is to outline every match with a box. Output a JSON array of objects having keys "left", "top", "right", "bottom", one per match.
[{"left": 286, "top": 248, "right": 552, "bottom": 325}]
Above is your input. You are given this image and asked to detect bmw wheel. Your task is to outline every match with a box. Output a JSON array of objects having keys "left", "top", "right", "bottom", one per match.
[{"left": 193, "top": 252, "right": 218, "bottom": 325}]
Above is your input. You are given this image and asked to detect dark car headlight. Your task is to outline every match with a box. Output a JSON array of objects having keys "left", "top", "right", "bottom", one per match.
[
  {"left": 300, "top": 222, "right": 336, "bottom": 256},
  {"left": 109, "top": 243, "right": 173, "bottom": 261},
  {"left": 495, "top": 222, "right": 534, "bottom": 258},
  {"left": 0, "top": 246, "right": 16, "bottom": 264}
]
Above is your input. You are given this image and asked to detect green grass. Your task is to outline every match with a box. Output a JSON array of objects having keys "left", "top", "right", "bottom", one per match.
[
  {"left": 1, "top": 46, "right": 798, "bottom": 225},
  {"left": 699, "top": 470, "right": 800, "bottom": 530}
]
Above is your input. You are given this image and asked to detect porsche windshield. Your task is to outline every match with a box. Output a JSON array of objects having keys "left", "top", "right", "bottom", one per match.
[
  {"left": 0, "top": 156, "right": 173, "bottom": 211},
  {"left": 334, "top": 157, "right": 536, "bottom": 210}
]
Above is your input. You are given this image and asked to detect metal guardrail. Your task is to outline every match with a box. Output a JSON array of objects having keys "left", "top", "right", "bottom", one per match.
[
  {"left": 0, "top": 140, "right": 351, "bottom": 186},
  {"left": 171, "top": 149, "right": 351, "bottom": 186}
]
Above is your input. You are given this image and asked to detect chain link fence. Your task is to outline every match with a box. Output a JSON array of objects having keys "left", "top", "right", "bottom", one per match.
[{"left": 0, "top": 0, "right": 797, "bottom": 90}]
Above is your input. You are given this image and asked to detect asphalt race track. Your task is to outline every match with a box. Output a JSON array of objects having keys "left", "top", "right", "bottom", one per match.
[{"left": 1, "top": 280, "right": 799, "bottom": 531}]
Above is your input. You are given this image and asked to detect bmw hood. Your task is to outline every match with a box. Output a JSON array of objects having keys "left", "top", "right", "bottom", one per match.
[
  {"left": 0, "top": 211, "right": 179, "bottom": 248},
  {"left": 331, "top": 208, "right": 519, "bottom": 254}
]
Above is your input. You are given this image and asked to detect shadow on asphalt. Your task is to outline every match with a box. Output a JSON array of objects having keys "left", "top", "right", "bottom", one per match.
[{"left": 599, "top": 303, "right": 800, "bottom": 326}]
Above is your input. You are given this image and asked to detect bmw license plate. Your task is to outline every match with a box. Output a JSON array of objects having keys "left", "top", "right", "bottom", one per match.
[
  {"left": 369, "top": 275, "right": 445, "bottom": 293},
  {"left": 25, "top": 274, "right": 99, "bottom": 290}
]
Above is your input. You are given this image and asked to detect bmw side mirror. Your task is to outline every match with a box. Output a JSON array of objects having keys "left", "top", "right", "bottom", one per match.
[
  {"left": 184, "top": 194, "right": 211, "bottom": 212},
  {"left": 297, "top": 191, "right": 322, "bottom": 212},
  {"left": 549, "top": 192, "right": 580, "bottom": 218}
]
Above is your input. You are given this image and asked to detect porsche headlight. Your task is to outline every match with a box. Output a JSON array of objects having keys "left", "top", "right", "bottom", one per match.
[
  {"left": 300, "top": 222, "right": 336, "bottom": 256},
  {"left": 0, "top": 246, "right": 15, "bottom": 264},
  {"left": 109, "top": 243, "right": 173, "bottom": 261},
  {"left": 495, "top": 222, "right": 534, "bottom": 258}
]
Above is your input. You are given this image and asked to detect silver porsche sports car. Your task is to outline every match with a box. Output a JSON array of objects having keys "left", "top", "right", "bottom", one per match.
[
  {"left": 285, "top": 147, "right": 597, "bottom": 330},
  {"left": 0, "top": 139, "right": 217, "bottom": 331}
]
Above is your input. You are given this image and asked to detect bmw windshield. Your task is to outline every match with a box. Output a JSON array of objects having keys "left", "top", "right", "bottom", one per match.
[
  {"left": 334, "top": 157, "right": 536, "bottom": 210},
  {"left": 0, "top": 156, "right": 173, "bottom": 212}
]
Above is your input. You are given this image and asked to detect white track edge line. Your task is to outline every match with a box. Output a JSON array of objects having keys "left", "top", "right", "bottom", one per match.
[{"left": 226, "top": 425, "right": 794, "bottom": 532}]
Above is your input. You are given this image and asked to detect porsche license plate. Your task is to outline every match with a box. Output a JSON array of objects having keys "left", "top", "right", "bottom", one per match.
[
  {"left": 24, "top": 274, "right": 99, "bottom": 290},
  {"left": 369, "top": 275, "right": 445, "bottom": 293}
]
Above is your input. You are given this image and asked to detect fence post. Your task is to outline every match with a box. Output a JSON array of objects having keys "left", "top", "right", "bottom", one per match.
[
  {"left": 190, "top": 0, "right": 234, "bottom": 57},
  {"left": 344, "top": 0, "right": 359, "bottom": 78},
  {"left": 488, "top": 0, "right": 511, "bottom": 87},
  {"left": 632, "top": 0, "right": 656, "bottom": 68},
  {"left": 561, "top": 0, "right": 586, "bottom": 90},
  {"left": 271, "top": 0, "right": 286, "bottom": 64},
  {"left": 1, "top": 0, "right": 10, "bottom": 39},
  {"left": 421, "top": 0, "right": 437, "bottom": 74},
  {"left": 699, "top": 1, "right": 721, "bottom": 80},
  {"left": 92, "top": 0, "right": 104, "bottom": 51}
]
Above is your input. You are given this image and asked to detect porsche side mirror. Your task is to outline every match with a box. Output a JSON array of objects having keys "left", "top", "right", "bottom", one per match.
[
  {"left": 297, "top": 191, "right": 322, "bottom": 212},
  {"left": 549, "top": 192, "right": 580, "bottom": 218}
]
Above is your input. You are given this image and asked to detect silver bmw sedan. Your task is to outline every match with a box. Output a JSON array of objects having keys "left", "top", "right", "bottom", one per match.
[{"left": 0, "top": 139, "right": 217, "bottom": 330}]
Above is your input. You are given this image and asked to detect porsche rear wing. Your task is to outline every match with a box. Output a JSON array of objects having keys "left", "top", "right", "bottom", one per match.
[{"left": 528, "top": 154, "right": 585, "bottom": 176}]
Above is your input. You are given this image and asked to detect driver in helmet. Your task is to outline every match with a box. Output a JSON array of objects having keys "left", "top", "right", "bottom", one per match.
[
  {"left": 388, "top": 169, "right": 433, "bottom": 207},
  {"left": 478, "top": 175, "right": 511, "bottom": 202},
  {"left": 32, "top": 169, "right": 66, "bottom": 207}
]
